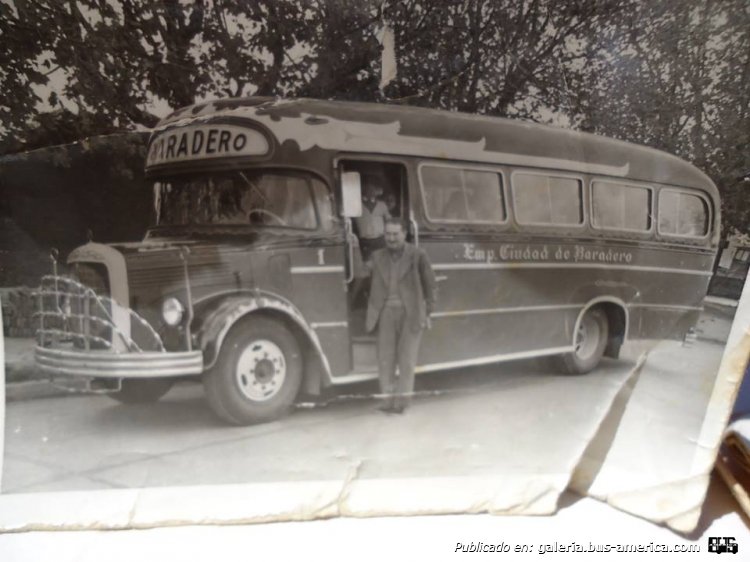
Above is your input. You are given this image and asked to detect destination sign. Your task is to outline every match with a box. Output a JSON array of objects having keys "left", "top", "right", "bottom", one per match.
[{"left": 146, "top": 125, "right": 270, "bottom": 167}]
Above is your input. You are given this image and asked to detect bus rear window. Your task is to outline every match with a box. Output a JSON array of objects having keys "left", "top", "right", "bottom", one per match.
[
  {"left": 658, "top": 190, "right": 709, "bottom": 237},
  {"left": 420, "top": 165, "right": 506, "bottom": 224},
  {"left": 592, "top": 181, "right": 652, "bottom": 232},
  {"left": 154, "top": 171, "right": 321, "bottom": 230},
  {"left": 512, "top": 173, "right": 583, "bottom": 226}
]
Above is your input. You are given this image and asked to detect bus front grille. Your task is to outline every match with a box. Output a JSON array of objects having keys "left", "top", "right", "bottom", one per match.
[
  {"left": 36, "top": 273, "right": 113, "bottom": 350},
  {"left": 74, "top": 263, "right": 110, "bottom": 297},
  {"left": 35, "top": 270, "right": 166, "bottom": 354}
]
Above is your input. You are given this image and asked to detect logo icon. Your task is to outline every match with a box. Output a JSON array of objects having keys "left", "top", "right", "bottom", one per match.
[{"left": 708, "top": 537, "right": 738, "bottom": 554}]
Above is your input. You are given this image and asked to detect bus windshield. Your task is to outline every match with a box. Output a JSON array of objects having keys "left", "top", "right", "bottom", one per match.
[{"left": 153, "top": 170, "right": 322, "bottom": 230}]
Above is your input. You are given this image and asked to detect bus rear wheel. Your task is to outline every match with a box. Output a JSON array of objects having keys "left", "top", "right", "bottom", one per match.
[
  {"left": 555, "top": 308, "right": 609, "bottom": 375},
  {"left": 203, "top": 316, "right": 303, "bottom": 425}
]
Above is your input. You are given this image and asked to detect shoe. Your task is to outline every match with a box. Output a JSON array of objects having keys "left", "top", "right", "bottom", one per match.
[
  {"left": 377, "top": 405, "right": 395, "bottom": 414},
  {"left": 391, "top": 406, "right": 406, "bottom": 414}
]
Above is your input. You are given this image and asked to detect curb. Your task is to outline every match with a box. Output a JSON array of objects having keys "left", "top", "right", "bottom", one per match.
[
  {"left": 5, "top": 379, "right": 73, "bottom": 402},
  {"left": 5, "top": 363, "right": 40, "bottom": 384},
  {"left": 704, "top": 295, "right": 740, "bottom": 308},
  {"left": 696, "top": 336, "right": 731, "bottom": 346}
]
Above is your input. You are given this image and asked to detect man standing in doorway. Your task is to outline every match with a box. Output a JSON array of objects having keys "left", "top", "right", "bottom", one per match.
[
  {"left": 366, "top": 219, "right": 437, "bottom": 414},
  {"left": 354, "top": 176, "right": 391, "bottom": 261}
]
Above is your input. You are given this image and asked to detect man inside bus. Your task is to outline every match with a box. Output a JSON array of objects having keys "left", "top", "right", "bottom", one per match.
[
  {"left": 354, "top": 175, "right": 391, "bottom": 261},
  {"left": 366, "top": 218, "right": 437, "bottom": 414}
]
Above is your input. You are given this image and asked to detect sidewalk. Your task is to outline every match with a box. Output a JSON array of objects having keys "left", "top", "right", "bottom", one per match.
[
  {"left": 3, "top": 337, "right": 63, "bottom": 401},
  {"left": 4, "top": 337, "right": 38, "bottom": 383},
  {"left": 696, "top": 299, "right": 737, "bottom": 344}
]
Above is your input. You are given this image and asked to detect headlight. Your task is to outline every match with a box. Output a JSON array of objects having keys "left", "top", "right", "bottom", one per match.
[{"left": 161, "top": 297, "right": 185, "bottom": 327}]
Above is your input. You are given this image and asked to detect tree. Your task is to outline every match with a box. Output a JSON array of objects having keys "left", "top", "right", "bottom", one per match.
[
  {"left": 201, "top": 1, "right": 314, "bottom": 98},
  {"left": 0, "top": 1, "right": 59, "bottom": 145},
  {"left": 705, "top": 0, "right": 750, "bottom": 234},
  {"left": 298, "top": 0, "right": 381, "bottom": 100},
  {"left": 2, "top": 0, "right": 631, "bottom": 151},
  {"left": 1, "top": 0, "right": 208, "bottom": 150},
  {"left": 2, "top": 0, "right": 748, "bottom": 234},
  {"left": 382, "top": 0, "right": 629, "bottom": 119},
  {"left": 574, "top": 0, "right": 750, "bottom": 234}
]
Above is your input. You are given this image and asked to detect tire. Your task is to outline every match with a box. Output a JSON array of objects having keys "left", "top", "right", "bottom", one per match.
[
  {"left": 108, "top": 378, "right": 174, "bottom": 404},
  {"left": 203, "top": 316, "right": 303, "bottom": 425},
  {"left": 554, "top": 307, "right": 609, "bottom": 374}
]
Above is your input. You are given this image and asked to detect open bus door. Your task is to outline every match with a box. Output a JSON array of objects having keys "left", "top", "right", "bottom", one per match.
[{"left": 338, "top": 159, "right": 411, "bottom": 375}]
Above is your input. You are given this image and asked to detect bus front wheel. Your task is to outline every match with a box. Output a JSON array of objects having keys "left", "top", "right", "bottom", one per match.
[
  {"left": 555, "top": 308, "right": 609, "bottom": 374},
  {"left": 203, "top": 316, "right": 303, "bottom": 425}
]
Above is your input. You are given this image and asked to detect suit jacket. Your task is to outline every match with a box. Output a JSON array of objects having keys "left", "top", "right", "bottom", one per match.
[{"left": 366, "top": 243, "right": 437, "bottom": 334}]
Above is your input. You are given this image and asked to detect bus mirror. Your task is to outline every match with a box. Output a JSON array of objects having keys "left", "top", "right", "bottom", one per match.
[{"left": 341, "top": 171, "right": 363, "bottom": 217}]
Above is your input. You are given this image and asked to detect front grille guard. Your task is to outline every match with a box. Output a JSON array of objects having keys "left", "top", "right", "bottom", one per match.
[{"left": 35, "top": 275, "right": 166, "bottom": 353}]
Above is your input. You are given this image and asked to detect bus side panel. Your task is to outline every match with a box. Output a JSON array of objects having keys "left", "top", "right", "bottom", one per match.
[
  {"left": 422, "top": 309, "right": 569, "bottom": 365},
  {"left": 285, "top": 245, "right": 352, "bottom": 377},
  {"left": 418, "top": 239, "right": 574, "bottom": 366},
  {"left": 417, "top": 237, "right": 714, "bottom": 367}
]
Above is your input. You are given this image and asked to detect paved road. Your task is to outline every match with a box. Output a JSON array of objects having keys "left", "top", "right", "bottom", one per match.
[
  {"left": 2, "top": 331, "right": 727, "bottom": 496},
  {"left": 2, "top": 357, "right": 631, "bottom": 492}
]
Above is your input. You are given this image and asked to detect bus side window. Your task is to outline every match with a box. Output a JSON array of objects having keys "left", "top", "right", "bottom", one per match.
[
  {"left": 658, "top": 189, "right": 709, "bottom": 238},
  {"left": 512, "top": 173, "right": 583, "bottom": 227},
  {"left": 591, "top": 181, "right": 652, "bottom": 232},
  {"left": 420, "top": 164, "right": 505, "bottom": 224}
]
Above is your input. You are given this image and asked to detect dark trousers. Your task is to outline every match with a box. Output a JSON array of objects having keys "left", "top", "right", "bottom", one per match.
[{"left": 377, "top": 304, "right": 423, "bottom": 409}]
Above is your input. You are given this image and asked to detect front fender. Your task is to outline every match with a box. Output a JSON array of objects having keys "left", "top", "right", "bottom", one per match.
[{"left": 195, "top": 292, "right": 332, "bottom": 387}]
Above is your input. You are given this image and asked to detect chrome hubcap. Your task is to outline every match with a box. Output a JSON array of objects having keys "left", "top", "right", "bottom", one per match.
[{"left": 235, "top": 339, "right": 286, "bottom": 401}]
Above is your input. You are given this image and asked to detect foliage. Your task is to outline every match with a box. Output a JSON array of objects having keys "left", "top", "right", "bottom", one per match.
[
  {"left": 575, "top": 0, "right": 750, "bottom": 234},
  {"left": 1, "top": 0, "right": 748, "bottom": 232},
  {"left": 1, "top": 0, "right": 207, "bottom": 144},
  {"left": 383, "top": 0, "right": 626, "bottom": 118}
]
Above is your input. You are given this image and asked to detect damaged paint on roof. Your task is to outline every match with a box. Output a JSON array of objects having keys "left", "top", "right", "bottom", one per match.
[{"left": 152, "top": 97, "right": 717, "bottom": 194}]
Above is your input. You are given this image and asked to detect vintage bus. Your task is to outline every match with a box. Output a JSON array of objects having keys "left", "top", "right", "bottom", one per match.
[{"left": 35, "top": 98, "right": 720, "bottom": 425}]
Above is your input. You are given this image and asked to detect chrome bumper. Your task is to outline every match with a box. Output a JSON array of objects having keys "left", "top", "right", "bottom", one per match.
[{"left": 35, "top": 345, "right": 204, "bottom": 378}]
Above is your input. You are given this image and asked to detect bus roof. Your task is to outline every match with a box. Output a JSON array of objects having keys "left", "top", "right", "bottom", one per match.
[{"left": 154, "top": 97, "right": 718, "bottom": 198}]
